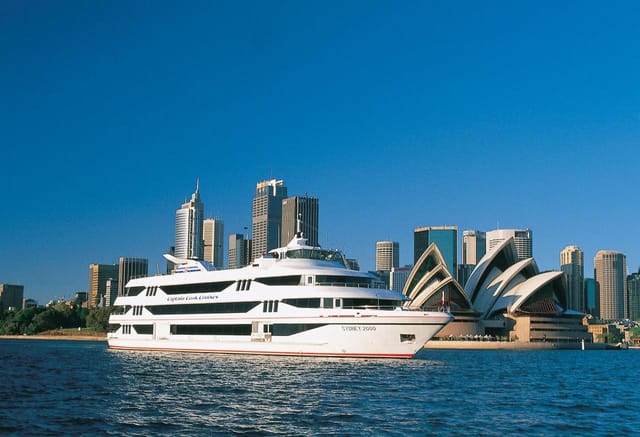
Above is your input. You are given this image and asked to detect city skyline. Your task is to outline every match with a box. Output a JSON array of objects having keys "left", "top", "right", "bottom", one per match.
[{"left": 2, "top": 2, "right": 640, "bottom": 304}]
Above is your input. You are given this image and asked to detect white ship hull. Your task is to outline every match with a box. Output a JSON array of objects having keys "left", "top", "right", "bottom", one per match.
[
  {"left": 108, "top": 313, "right": 451, "bottom": 359},
  {"left": 108, "top": 233, "right": 453, "bottom": 359}
]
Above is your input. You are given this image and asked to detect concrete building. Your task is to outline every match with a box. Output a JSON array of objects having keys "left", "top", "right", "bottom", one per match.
[
  {"left": 105, "top": 278, "right": 119, "bottom": 307},
  {"left": 281, "top": 196, "right": 319, "bottom": 247},
  {"left": 203, "top": 218, "right": 225, "bottom": 268},
  {"left": 486, "top": 229, "right": 532, "bottom": 261},
  {"left": 88, "top": 263, "right": 118, "bottom": 309},
  {"left": 406, "top": 237, "right": 590, "bottom": 343},
  {"left": 584, "top": 278, "right": 597, "bottom": 316},
  {"left": 117, "top": 257, "right": 148, "bottom": 298},
  {"left": 0, "top": 284, "right": 24, "bottom": 312},
  {"left": 594, "top": 250, "right": 627, "bottom": 321},
  {"left": 376, "top": 241, "right": 399, "bottom": 271},
  {"left": 229, "top": 233, "right": 251, "bottom": 269},
  {"left": 390, "top": 266, "right": 412, "bottom": 292},
  {"left": 627, "top": 269, "right": 640, "bottom": 322},
  {"left": 460, "top": 230, "right": 486, "bottom": 287},
  {"left": 560, "top": 245, "right": 585, "bottom": 312},
  {"left": 414, "top": 226, "right": 458, "bottom": 278},
  {"left": 175, "top": 180, "right": 204, "bottom": 260},
  {"left": 252, "top": 179, "right": 287, "bottom": 262}
]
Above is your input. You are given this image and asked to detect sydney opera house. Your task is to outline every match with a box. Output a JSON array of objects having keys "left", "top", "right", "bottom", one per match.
[{"left": 403, "top": 237, "right": 592, "bottom": 343}]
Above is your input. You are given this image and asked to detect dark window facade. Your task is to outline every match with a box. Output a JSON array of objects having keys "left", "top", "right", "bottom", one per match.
[
  {"left": 147, "top": 301, "right": 260, "bottom": 315},
  {"left": 133, "top": 324, "right": 154, "bottom": 335},
  {"left": 171, "top": 324, "right": 252, "bottom": 335},
  {"left": 281, "top": 298, "right": 321, "bottom": 308},
  {"left": 162, "top": 281, "right": 235, "bottom": 295},
  {"left": 125, "top": 286, "right": 145, "bottom": 296},
  {"left": 254, "top": 276, "right": 302, "bottom": 286}
]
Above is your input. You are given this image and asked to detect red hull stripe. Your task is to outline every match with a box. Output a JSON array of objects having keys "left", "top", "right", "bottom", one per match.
[{"left": 108, "top": 345, "right": 414, "bottom": 359}]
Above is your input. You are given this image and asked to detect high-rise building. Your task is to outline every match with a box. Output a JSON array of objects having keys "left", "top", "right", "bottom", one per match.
[
  {"left": 584, "top": 278, "right": 597, "bottom": 316},
  {"left": 0, "top": 284, "right": 24, "bottom": 312},
  {"left": 390, "top": 266, "right": 412, "bottom": 292},
  {"left": 627, "top": 269, "right": 640, "bottom": 322},
  {"left": 281, "top": 196, "right": 319, "bottom": 247},
  {"left": 460, "top": 230, "right": 486, "bottom": 286},
  {"left": 486, "top": 229, "right": 532, "bottom": 261},
  {"left": 175, "top": 180, "right": 204, "bottom": 260},
  {"left": 376, "top": 241, "right": 399, "bottom": 271},
  {"left": 594, "top": 250, "right": 627, "bottom": 321},
  {"left": 229, "top": 233, "right": 251, "bottom": 269},
  {"left": 105, "top": 278, "right": 119, "bottom": 307},
  {"left": 117, "top": 257, "right": 148, "bottom": 298},
  {"left": 560, "top": 245, "right": 585, "bottom": 312},
  {"left": 203, "top": 218, "right": 225, "bottom": 268},
  {"left": 252, "top": 179, "right": 287, "bottom": 262},
  {"left": 414, "top": 226, "right": 457, "bottom": 277},
  {"left": 88, "top": 263, "right": 118, "bottom": 309},
  {"left": 462, "top": 230, "right": 486, "bottom": 265}
]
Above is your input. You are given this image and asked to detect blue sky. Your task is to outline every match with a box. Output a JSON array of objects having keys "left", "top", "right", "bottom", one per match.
[{"left": 1, "top": 1, "right": 639, "bottom": 304}]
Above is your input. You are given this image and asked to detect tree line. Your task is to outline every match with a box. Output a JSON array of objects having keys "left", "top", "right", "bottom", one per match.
[{"left": 0, "top": 303, "right": 115, "bottom": 335}]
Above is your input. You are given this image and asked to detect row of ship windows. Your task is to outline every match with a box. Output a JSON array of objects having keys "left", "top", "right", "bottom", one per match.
[
  {"left": 125, "top": 275, "right": 382, "bottom": 296},
  {"left": 122, "top": 298, "right": 400, "bottom": 316},
  {"left": 114, "top": 324, "right": 325, "bottom": 337}
]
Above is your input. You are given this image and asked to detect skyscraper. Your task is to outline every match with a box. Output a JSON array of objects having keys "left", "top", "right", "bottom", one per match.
[
  {"left": 203, "top": 218, "right": 224, "bottom": 268},
  {"left": 376, "top": 241, "right": 399, "bottom": 271},
  {"left": 281, "top": 196, "right": 319, "bottom": 247},
  {"left": 414, "top": 226, "right": 457, "bottom": 277},
  {"left": 390, "top": 266, "right": 412, "bottom": 292},
  {"left": 229, "top": 233, "right": 251, "bottom": 269},
  {"left": 117, "top": 257, "right": 148, "bottom": 298},
  {"left": 594, "top": 250, "right": 627, "bottom": 321},
  {"left": 486, "top": 229, "right": 532, "bottom": 261},
  {"left": 460, "top": 230, "right": 486, "bottom": 286},
  {"left": 560, "top": 245, "right": 585, "bottom": 312},
  {"left": 252, "top": 179, "right": 287, "bottom": 262},
  {"left": 627, "top": 269, "right": 640, "bottom": 322},
  {"left": 584, "top": 278, "right": 597, "bottom": 316},
  {"left": 88, "top": 263, "right": 118, "bottom": 309},
  {"left": 175, "top": 181, "right": 204, "bottom": 260},
  {"left": 0, "top": 284, "right": 24, "bottom": 312}
]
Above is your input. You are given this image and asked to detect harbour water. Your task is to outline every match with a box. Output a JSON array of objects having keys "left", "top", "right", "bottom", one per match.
[{"left": 1, "top": 339, "right": 638, "bottom": 435}]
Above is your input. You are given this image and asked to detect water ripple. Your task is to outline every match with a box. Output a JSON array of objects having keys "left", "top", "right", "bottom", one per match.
[{"left": 1, "top": 341, "right": 640, "bottom": 435}]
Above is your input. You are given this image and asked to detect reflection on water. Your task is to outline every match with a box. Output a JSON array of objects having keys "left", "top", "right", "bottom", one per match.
[{"left": 1, "top": 340, "right": 638, "bottom": 436}]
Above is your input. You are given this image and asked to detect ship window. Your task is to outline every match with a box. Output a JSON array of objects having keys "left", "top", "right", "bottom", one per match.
[
  {"left": 323, "top": 298, "right": 333, "bottom": 309},
  {"left": 147, "top": 301, "right": 261, "bottom": 315},
  {"left": 342, "top": 299, "right": 399, "bottom": 310},
  {"left": 268, "top": 300, "right": 273, "bottom": 312},
  {"left": 281, "top": 298, "right": 321, "bottom": 308},
  {"left": 133, "top": 325, "right": 154, "bottom": 335},
  {"left": 315, "top": 275, "right": 373, "bottom": 288},
  {"left": 255, "top": 276, "right": 302, "bottom": 286},
  {"left": 271, "top": 324, "right": 326, "bottom": 336},
  {"left": 400, "top": 334, "right": 416, "bottom": 343},
  {"left": 335, "top": 299, "right": 341, "bottom": 308},
  {"left": 171, "top": 324, "right": 252, "bottom": 336},
  {"left": 162, "top": 281, "right": 235, "bottom": 295},
  {"left": 263, "top": 301, "right": 268, "bottom": 312},
  {"left": 273, "top": 300, "right": 278, "bottom": 312},
  {"left": 125, "top": 286, "right": 145, "bottom": 296}
]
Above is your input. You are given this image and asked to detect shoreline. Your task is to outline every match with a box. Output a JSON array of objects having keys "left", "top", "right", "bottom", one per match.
[
  {"left": 0, "top": 334, "right": 107, "bottom": 342},
  {"left": 424, "top": 340, "right": 611, "bottom": 350}
]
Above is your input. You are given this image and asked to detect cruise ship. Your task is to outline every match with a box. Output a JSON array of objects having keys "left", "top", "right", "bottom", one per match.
[{"left": 108, "top": 230, "right": 452, "bottom": 359}]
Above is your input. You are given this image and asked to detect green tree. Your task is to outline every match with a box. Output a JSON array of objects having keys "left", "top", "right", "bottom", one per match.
[{"left": 85, "top": 307, "right": 115, "bottom": 332}]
